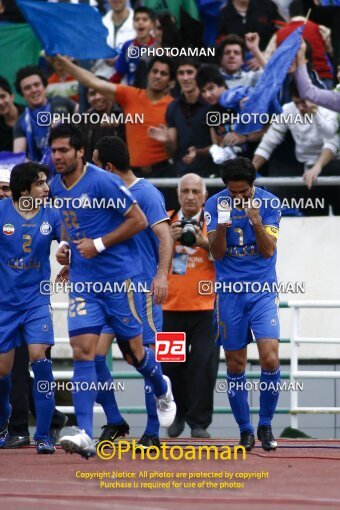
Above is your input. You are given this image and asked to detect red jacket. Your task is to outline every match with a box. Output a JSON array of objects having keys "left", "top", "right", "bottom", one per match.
[{"left": 276, "top": 20, "right": 332, "bottom": 80}]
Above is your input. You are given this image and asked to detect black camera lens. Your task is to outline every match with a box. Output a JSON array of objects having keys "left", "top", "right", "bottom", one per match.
[{"left": 180, "top": 218, "right": 197, "bottom": 247}]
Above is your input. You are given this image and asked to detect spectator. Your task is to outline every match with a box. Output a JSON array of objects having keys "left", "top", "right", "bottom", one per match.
[
  {"left": 218, "top": 0, "right": 284, "bottom": 50},
  {"left": 133, "top": 12, "right": 182, "bottom": 89},
  {"left": 45, "top": 56, "right": 79, "bottom": 102},
  {"left": 13, "top": 66, "right": 77, "bottom": 167},
  {"left": 56, "top": 55, "right": 175, "bottom": 176},
  {"left": 278, "top": 39, "right": 326, "bottom": 106},
  {"left": 219, "top": 33, "right": 266, "bottom": 89},
  {"left": 252, "top": 81, "right": 340, "bottom": 189},
  {"left": 265, "top": 0, "right": 334, "bottom": 89},
  {"left": 148, "top": 58, "right": 219, "bottom": 177},
  {"left": 162, "top": 173, "right": 219, "bottom": 439},
  {"left": 0, "top": 0, "right": 25, "bottom": 22},
  {"left": 110, "top": 7, "right": 156, "bottom": 85},
  {"left": 295, "top": 40, "right": 340, "bottom": 112},
  {"left": 0, "top": 77, "right": 23, "bottom": 152},
  {"left": 196, "top": 64, "right": 266, "bottom": 161},
  {"left": 92, "top": 0, "right": 136, "bottom": 79},
  {"left": 82, "top": 77, "right": 125, "bottom": 161}
]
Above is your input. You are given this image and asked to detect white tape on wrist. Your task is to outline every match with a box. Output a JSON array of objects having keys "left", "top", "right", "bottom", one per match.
[
  {"left": 93, "top": 237, "right": 106, "bottom": 253},
  {"left": 218, "top": 210, "right": 231, "bottom": 224},
  {"left": 59, "top": 241, "right": 69, "bottom": 248}
]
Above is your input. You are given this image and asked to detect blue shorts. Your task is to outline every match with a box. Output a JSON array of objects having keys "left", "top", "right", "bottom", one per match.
[
  {"left": 68, "top": 278, "right": 143, "bottom": 341},
  {"left": 214, "top": 292, "right": 280, "bottom": 351},
  {"left": 0, "top": 305, "right": 54, "bottom": 354},
  {"left": 101, "top": 292, "right": 162, "bottom": 345}
]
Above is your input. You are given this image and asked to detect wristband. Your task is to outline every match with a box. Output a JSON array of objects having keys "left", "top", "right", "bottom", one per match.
[
  {"left": 217, "top": 197, "right": 232, "bottom": 225},
  {"left": 218, "top": 210, "right": 231, "bottom": 224},
  {"left": 93, "top": 237, "right": 106, "bottom": 253},
  {"left": 59, "top": 241, "right": 69, "bottom": 248}
]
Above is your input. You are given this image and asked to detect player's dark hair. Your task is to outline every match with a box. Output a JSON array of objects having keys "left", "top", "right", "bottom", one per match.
[
  {"left": 196, "top": 64, "right": 226, "bottom": 90},
  {"left": 94, "top": 136, "right": 130, "bottom": 171},
  {"left": 133, "top": 6, "right": 156, "bottom": 21},
  {"left": 48, "top": 124, "right": 85, "bottom": 150},
  {"left": 218, "top": 34, "right": 246, "bottom": 62},
  {"left": 0, "top": 76, "right": 12, "bottom": 95},
  {"left": 220, "top": 157, "right": 256, "bottom": 185},
  {"left": 15, "top": 65, "right": 48, "bottom": 95},
  {"left": 147, "top": 56, "right": 176, "bottom": 81},
  {"left": 10, "top": 162, "right": 49, "bottom": 202}
]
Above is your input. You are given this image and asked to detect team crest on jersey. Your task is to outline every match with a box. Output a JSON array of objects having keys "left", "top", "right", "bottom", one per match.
[
  {"left": 40, "top": 222, "right": 52, "bottom": 235},
  {"left": 3, "top": 224, "right": 15, "bottom": 235},
  {"left": 79, "top": 193, "right": 90, "bottom": 207},
  {"left": 204, "top": 211, "right": 211, "bottom": 226}
]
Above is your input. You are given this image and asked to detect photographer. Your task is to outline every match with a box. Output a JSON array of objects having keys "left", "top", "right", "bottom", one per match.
[{"left": 162, "top": 173, "right": 220, "bottom": 439}]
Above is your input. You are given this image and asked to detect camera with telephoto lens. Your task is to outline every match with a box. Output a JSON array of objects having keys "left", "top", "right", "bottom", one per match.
[{"left": 180, "top": 217, "right": 198, "bottom": 247}]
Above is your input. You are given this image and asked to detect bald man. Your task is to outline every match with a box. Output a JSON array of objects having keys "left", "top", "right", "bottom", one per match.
[{"left": 161, "top": 173, "right": 220, "bottom": 439}]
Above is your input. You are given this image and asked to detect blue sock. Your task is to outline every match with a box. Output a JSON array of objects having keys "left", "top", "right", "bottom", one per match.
[
  {"left": 95, "top": 355, "right": 124, "bottom": 425},
  {"left": 136, "top": 347, "right": 167, "bottom": 397},
  {"left": 227, "top": 372, "right": 254, "bottom": 434},
  {"left": 143, "top": 379, "right": 159, "bottom": 437},
  {"left": 72, "top": 360, "right": 97, "bottom": 438},
  {"left": 0, "top": 374, "right": 11, "bottom": 426},
  {"left": 31, "top": 359, "right": 55, "bottom": 440},
  {"left": 259, "top": 367, "right": 280, "bottom": 427}
]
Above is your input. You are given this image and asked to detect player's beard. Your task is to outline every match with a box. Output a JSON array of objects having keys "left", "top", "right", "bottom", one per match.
[{"left": 60, "top": 160, "right": 79, "bottom": 176}]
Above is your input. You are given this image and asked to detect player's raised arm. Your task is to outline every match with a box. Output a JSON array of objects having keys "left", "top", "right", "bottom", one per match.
[
  {"left": 206, "top": 199, "right": 231, "bottom": 260},
  {"left": 103, "top": 203, "right": 147, "bottom": 247},
  {"left": 54, "top": 55, "right": 117, "bottom": 101},
  {"left": 75, "top": 203, "right": 147, "bottom": 259},
  {"left": 246, "top": 204, "right": 277, "bottom": 259}
]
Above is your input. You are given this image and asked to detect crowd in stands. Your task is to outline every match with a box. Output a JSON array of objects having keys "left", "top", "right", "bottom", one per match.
[{"left": 1, "top": 0, "right": 340, "bottom": 214}]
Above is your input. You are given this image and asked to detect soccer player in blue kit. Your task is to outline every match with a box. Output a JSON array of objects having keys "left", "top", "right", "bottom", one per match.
[
  {"left": 92, "top": 136, "right": 173, "bottom": 450},
  {"left": 205, "top": 157, "right": 281, "bottom": 452},
  {"left": 0, "top": 162, "right": 61, "bottom": 454},
  {"left": 49, "top": 125, "right": 176, "bottom": 458}
]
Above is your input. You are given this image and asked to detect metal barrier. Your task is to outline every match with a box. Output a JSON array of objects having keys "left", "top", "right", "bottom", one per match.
[
  {"left": 50, "top": 301, "right": 340, "bottom": 425},
  {"left": 288, "top": 300, "right": 340, "bottom": 429},
  {"left": 148, "top": 177, "right": 340, "bottom": 188}
]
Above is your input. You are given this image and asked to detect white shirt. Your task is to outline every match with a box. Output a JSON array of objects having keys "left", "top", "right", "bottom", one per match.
[
  {"left": 255, "top": 102, "right": 340, "bottom": 169},
  {"left": 92, "top": 8, "right": 136, "bottom": 79}
]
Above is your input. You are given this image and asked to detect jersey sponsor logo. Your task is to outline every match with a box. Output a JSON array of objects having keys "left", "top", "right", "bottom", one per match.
[
  {"left": 3, "top": 223, "right": 15, "bottom": 235},
  {"left": 155, "top": 332, "right": 186, "bottom": 362},
  {"left": 204, "top": 211, "right": 211, "bottom": 226},
  {"left": 40, "top": 222, "right": 52, "bottom": 235}
]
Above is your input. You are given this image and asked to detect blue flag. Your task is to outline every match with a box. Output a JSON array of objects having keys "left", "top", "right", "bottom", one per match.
[
  {"left": 234, "top": 25, "right": 305, "bottom": 134},
  {"left": 15, "top": 0, "right": 117, "bottom": 59}
]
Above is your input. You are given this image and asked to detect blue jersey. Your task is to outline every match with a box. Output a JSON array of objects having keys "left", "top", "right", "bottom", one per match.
[
  {"left": 49, "top": 163, "right": 142, "bottom": 283},
  {"left": 204, "top": 187, "right": 280, "bottom": 288},
  {"left": 128, "top": 178, "right": 168, "bottom": 285},
  {"left": 0, "top": 199, "right": 61, "bottom": 310}
]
